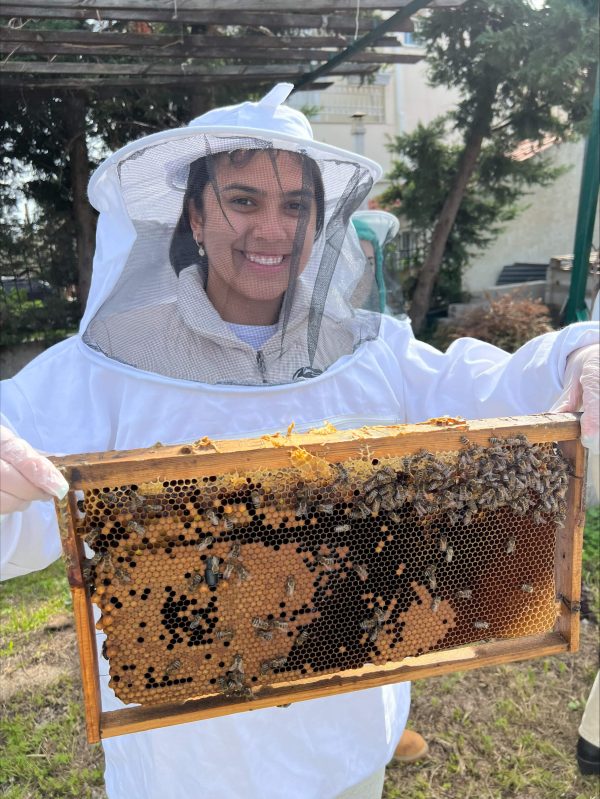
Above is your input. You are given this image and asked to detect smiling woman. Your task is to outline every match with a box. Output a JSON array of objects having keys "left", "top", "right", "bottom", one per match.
[
  {"left": 82, "top": 85, "right": 379, "bottom": 384},
  {"left": 173, "top": 149, "right": 324, "bottom": 325}
]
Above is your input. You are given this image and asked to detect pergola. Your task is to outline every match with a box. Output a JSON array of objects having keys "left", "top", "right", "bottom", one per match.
[
  {"left": 0, "top": 0, "right": 465, "bottom": 95},
  {"left": 0, "top": 0, "right": 465, "bottom": 307}
]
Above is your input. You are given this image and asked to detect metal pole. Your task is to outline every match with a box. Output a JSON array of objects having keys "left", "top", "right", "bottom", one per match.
[
  {"left": 292, "top": 0, "right": 433, "bottom": 93},
  {"left": 564, "top": 66, "right": 600, "bottom": 324}
]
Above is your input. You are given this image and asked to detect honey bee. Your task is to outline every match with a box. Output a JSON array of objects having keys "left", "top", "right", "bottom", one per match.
[
  {"left": 353, "top": 564, "right": 368, "bottom": 582},
  {"left": 285, "top": 575, "right": 296, "bottom": 597},
  {"left": 125, "top": 520, "right": 145, "bottom": 536},
  {"left": 215, "top": 629, "right": 234, "bottom": 640},
  {"left": 229, "top": 654, "right": 244, "bottom": 674},
  {"left": 445, "top": 545, "right": 454, "bottom": 564},
  {"left": 207, "top": 555, "right": 220, "bottom": 574},
  {"left": 227, "top": 542, "right": 241, "bottom": 561},
  {"left": 505, "top": 536, "right": 516, "bottom": 555},
  {"left": 165, "top": 658, "right": 182, "bottom": 675},
  {"left": 206, "top": 510, "right": 220, "bottom": 527},
  {"left": 256, "top": 630, "right": 273, "bottom": 641},
  {"left": 333, "top": 524, "right": 351, "bottom": 533},
  {"left": 389, "top": 511, "right": 403, "bottom": 524},
  {"left": 431, "top": 596, "right": 441, "bottom": 613},
  {"left": 99, "top": 491, "right": 118, "bottom": 504},
  {"left": 473, "top": 621, "right": 489, "bottom": 630},
  {"left": 374, "top": 608, "right": 391, "bottom": 623},
  {"left": 460, "top": 435, "right": 470, "bottom": 445},
  {"left": 368, "top": 627, "right": 381, "bottom": 643},
  {"left": 235, "top": 562, "right": 250, "bottom": 582},
  {"left": 250, "top": 490, "right": 262, "bottom": 508},
  {"left": 456, "top": 589, "right": 472, "bottom": 600},
  {"left": 370, "top": 498, "right": 381, "bottom": 516},
  {"left": 222, "top": 561, "right": 236, "bottom": 580},
  {"left": 424, "top": 564, "right": 437, "bottom": 591},
  {"left": 317, "top": 503, "right": 334, "bottom": 515},
  {"left": 315, "top": 554, "right": 336, "bottom": 569},
  {"left": 333, "top": 463, "right": 350, "bottom": 485},
  {"left": 521, "top": 583, "right": 534, "bottom": 593},
  {"left": 260, "top": 660, "right": 273, "bottom": 675},
  {"left": 252, "top": 617, "right": 271, "bottom": 631},
  {"left": 271, "top": 620, "right": 289, "bottom": 631},
  {"left": 187, "top": 571, "right": 203, "bottom": 591},
  {"left": 114, "top": 568, "right": 132, "bottom": 584},
  {"left": 439, "top": 535, "right": 448, "bottom": 553},
  {"left": 144, "top": 503, "right": 164, "bottom": 513},
  {"left": 189, "top": 616, "right": 201, "bottom": 630},
  {"left": 360, "top": 618, "right": 378, "bottom": 630},
  {"left": 295, "top": 629, "right": 310, "bottom": 646},
  {"left": 127, "top": 490, "right": 145, "bottom": 512},
  {"left": 295, "top": 500, "right": 308, "bottom": 518},
  {"left": 351, "top": 502, "right": 371, "bottom": 520},
  {"left": 270, "top": 656, "right": 288, "bottom": 669}
]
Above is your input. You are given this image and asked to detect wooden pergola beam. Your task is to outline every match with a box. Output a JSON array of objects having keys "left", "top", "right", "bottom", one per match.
[
  {"left": 8, "top": 0, "right": 462, "bottom": 11},
  {"left": 0, "top": 8, "right": 414, "bottom": 33},
  {"left": 0, "top": 75, "right": 334, "bottom": 90},
  {"left": 0, "top": 60, "right": 378, "bottom": 77},
  {"left": 0, "top": 44, "right": 422, "bottom": 63}
]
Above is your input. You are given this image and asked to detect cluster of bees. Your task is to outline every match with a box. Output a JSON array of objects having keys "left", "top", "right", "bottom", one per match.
[
  {"left": 352, "top": 435, "right": 570, "bottom": 530},
  {"left": 76, "top": 432, "right": 570, "bottom": 708}
]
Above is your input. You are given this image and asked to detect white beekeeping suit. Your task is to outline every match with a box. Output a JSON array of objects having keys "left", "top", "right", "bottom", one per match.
[{"left": 1, "top": 84, "right": 598, "bottom": 799}]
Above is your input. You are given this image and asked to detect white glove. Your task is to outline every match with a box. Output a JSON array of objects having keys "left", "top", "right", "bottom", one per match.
[
  {"left": 0, "top": 425, "right": 69, "bottom": 514},
  {"left": 550, "top": 343, "right": 600, "bottom": 454}
]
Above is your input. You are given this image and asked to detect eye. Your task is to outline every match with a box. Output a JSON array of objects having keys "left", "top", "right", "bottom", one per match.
[
  {"left": 285, "top": 200, "right": 310, "bottom": 213},
  {"left": 230, "top": 197, "right": 256, "bottom": 208}
]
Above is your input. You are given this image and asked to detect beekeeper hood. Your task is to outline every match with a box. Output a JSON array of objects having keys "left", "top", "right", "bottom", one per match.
[
  {"left": 351, "top": 210, "right": 400, "bottom": 313},
  {"left": 82, "top": 83, "right": 382, "bottom": 385}
]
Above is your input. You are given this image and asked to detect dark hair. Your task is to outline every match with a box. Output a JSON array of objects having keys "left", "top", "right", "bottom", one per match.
[{"left": 169, "top": 149, "right": 325, "bottom": 275}]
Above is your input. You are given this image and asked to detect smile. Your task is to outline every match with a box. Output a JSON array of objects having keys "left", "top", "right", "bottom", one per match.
[{"left": 244, "top": 253, "right": 285, "bottom": 266}]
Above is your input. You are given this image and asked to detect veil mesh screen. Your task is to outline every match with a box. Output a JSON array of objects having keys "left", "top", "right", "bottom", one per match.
[{"left": 83, "top": 135, "right": 381, "bottom": 385}]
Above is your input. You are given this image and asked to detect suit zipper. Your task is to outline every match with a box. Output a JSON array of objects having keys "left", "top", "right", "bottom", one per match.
[{"left": 256, "top": 350, "right": 267, "bottom": 384}]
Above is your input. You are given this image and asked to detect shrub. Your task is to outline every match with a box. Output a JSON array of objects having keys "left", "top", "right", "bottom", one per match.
[{"left": 432, "top": 293, "right": 555, "bottom": 353}]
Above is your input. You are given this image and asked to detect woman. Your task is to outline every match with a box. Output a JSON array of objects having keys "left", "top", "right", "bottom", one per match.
[{"left": 1, "top": 84, "right": 598, "bottom": 799}]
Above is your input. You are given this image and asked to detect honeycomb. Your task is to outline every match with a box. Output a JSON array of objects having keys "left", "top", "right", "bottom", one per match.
[{"left": 77, "top": 434, "right": 570, "bottom": 707}]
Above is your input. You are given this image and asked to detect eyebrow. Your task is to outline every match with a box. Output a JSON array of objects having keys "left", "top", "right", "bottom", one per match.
[{"left": 221, "top": 183, "right": 315, "bottom": 199}]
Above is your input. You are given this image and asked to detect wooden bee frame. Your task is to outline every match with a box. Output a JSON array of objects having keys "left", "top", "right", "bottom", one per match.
[{"left": 51, "top": 413, "right": 585, "bottom": 744}]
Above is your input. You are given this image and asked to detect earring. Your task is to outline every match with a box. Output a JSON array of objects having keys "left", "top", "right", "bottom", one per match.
[{"left": 194, "top": 236, "right": 205, "bottom": 258}]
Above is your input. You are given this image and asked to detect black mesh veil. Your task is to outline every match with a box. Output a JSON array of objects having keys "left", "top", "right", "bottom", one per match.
[{"left": 83, "top": 131, "right": 382, "bottom": 386}]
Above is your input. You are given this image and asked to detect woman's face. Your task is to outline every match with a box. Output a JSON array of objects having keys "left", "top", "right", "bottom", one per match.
[{"left": 188, "top": 150, "right": 318, "bottom": 323}]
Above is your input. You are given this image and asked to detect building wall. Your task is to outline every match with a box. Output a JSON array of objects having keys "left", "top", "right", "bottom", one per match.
[
  {"left": 289, "top": 53, "right": 459, "bottom": 197},
  {"left": 464, "top": 139, "right": 599, "bottom": 293}
]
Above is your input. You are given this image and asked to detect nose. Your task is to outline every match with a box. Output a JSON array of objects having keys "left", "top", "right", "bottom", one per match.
[{"left": 248, "top": 204, "right": 293, "bottom": 245}]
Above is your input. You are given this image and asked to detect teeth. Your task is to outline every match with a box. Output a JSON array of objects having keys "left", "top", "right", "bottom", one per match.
[{"left": 245, "top": 253, "right": 284, "bottom": 266}]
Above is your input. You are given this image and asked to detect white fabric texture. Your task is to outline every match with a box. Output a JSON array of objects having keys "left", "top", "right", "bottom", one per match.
[
  {"left": 335, "top": 767, "right": 386, "bottom": 799},
  {"left": 579, "top": 671, "right": 600, "bottom": 748}
]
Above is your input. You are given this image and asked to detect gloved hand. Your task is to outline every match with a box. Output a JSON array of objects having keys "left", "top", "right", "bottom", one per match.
[
  {"left": 550, "top": 344, "right": 600, "bottom": 454},
  {"left": 0, "top": 425, "right": 69, "bottom": 514}
]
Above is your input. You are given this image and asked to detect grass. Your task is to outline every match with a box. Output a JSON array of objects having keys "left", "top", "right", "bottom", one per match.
[{"left": 0, "top": 511, "right": 598, "bottom": 798}]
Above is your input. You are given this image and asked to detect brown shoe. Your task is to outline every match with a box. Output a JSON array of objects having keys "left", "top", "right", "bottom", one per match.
[{"left": 394, "top": 730, "right": 429, "bottom": 763}]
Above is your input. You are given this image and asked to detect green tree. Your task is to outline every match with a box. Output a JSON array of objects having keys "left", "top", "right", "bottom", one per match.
[
  {"left": 395, "top": 0, "right": 598, "bottom": 334},
  {"left": 381, "top": 117, "right": 564, "bottom": 313}
]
